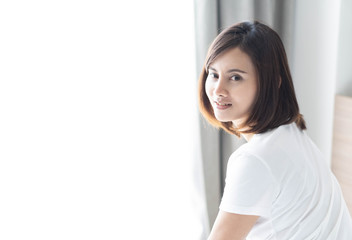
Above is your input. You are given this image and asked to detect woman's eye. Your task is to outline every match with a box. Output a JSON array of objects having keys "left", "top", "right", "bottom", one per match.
[
  {"left": 208, "top": 73, "right": 218, "bottom": 79},
  {"left": 231, "top": 75, "right": 242, "bottom": 81}
]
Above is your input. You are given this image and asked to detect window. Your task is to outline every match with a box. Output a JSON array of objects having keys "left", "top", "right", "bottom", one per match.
[{"left": 1, "top": 0, "right": 201, "bottom": 239}]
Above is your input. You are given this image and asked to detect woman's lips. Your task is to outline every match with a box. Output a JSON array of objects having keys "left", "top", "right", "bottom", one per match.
[{"left": 215, "top": 101, "right": 232, "bottom": 109}]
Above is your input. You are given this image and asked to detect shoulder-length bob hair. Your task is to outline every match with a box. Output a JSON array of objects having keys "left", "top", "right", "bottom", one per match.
[{"left": 198, "top": 21, "right": 306, "bottom": 137}]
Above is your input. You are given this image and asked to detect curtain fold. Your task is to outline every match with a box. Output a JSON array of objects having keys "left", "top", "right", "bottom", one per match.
[
  {"left": 194, "top": 0, "right": 222, "bottom": 235},
  {"left": 217, "top": 0, "right": 296, "bottom": 203},
  {"left": 194, "top": 0, "right": 296, "bottom": 237}
]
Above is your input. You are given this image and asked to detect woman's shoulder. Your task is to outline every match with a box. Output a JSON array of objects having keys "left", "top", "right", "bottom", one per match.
[
  {"left": 248, "top": 123, "right": 305, "bottom": 153},
  {"left": 230, "top": 123, "right": 308, "bottom": 172}
]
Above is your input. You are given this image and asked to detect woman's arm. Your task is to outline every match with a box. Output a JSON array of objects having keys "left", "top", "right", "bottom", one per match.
[{"left": 207, "top": 210, "right": 259, "bottom": 240}]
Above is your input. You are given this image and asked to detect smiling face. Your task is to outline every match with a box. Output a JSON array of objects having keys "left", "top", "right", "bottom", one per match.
[{"left": 205, "top": 47, "right": 258, "bottom": 127}]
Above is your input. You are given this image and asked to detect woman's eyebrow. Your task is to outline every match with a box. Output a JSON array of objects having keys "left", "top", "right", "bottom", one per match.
[
  {"left": 208, "top": 67, "right": 247, "bottom": 74},
  {"left": 208, "top": 67, "right": 217, "bottom": 72},
  {"left": 227, "top": 68, "right": 247, "bottom": 74}
]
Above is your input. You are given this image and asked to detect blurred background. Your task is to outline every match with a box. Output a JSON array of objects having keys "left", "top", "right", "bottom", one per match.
[{"left": 0, "top": 0, "right": 351, "bottom": 239}]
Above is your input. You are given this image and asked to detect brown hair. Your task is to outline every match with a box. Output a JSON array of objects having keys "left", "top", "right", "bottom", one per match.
[{"left": 198, "top": 21, "right": 306, "bottom": 137}]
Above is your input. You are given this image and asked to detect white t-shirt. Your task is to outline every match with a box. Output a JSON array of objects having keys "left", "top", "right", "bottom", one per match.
[{"left": 219, "top": 123, "right": 352, "bottom": 239}]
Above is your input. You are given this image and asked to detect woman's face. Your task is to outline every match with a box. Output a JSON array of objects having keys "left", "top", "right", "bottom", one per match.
[{"left": 205, "top": 47, "right": 257, "bottom": 127}]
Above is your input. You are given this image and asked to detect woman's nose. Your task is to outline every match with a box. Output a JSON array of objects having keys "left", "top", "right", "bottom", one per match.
[{"left": 214, "top": 79, "right": 228, "bottom": 97}]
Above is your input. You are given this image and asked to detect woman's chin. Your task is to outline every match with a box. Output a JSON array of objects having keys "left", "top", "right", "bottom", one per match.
[{"left": 215, "top": 116, "right": 234, "bottom": 123}]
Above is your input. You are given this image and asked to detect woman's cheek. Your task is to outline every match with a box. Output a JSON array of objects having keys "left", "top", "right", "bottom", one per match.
[{"left": 205, "top": 80, "right": 213, "bottom": 99}]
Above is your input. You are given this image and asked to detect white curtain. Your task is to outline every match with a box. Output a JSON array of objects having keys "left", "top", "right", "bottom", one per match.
[
  {"left": 194, "top": 0, "right": 344, "bottom": 237},
  {"left": 194, "top": 0, "right": 296, "bottom": 233},
  {"left": 0, "top": 1, "right": 203, "bottom": 239}
]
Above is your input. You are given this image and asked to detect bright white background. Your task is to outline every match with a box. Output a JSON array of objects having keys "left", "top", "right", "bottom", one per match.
[{"left": 0, "top": 1, "right": 201, "bottom": 239}]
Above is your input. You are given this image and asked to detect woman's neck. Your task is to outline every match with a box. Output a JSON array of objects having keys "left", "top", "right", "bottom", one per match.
[
  {"left": 233, "top": 119, "right": 255, "bottom": 142},
  {"left": 241, "top": 132, "right": 255, "bottom": 142}
]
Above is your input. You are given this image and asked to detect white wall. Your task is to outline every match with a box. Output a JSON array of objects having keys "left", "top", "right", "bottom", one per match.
[
  {"left": 292, "top": 0, "right": 341, "bottom": 165},
  {"left": 336, "top": 0, "right": 352, "bottom": 96}
]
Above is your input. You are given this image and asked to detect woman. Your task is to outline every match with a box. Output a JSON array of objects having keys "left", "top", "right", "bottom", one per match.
[{"left": 198, "top": 21, "right": 352, "bottom": 239}]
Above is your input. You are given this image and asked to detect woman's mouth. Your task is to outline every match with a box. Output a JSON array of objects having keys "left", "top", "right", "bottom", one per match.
[{"left": 215, "top": 101, "right": 232, "bottom": 109}]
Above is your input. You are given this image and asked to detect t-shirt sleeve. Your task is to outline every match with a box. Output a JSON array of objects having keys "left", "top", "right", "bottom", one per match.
[{"left": 219, "top": 152, "right": 277, "bottom": 218}]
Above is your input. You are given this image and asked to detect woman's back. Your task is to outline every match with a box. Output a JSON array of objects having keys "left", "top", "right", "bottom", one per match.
[{"left": 220, "top": 123, "right": 352, "bottom": 239}]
